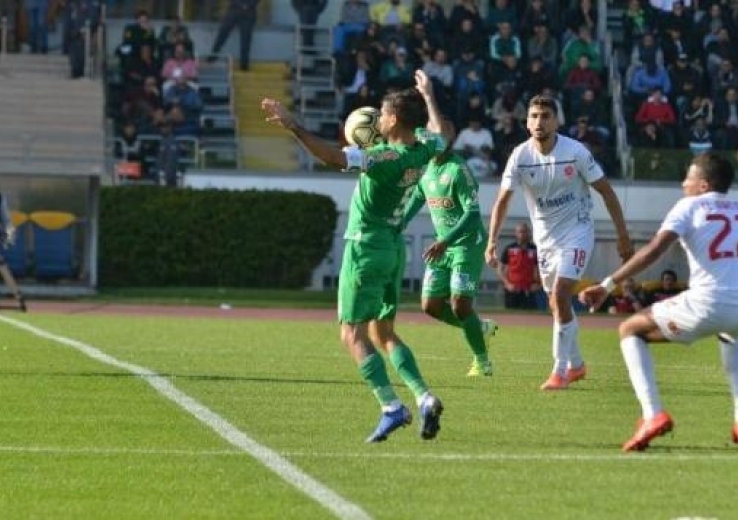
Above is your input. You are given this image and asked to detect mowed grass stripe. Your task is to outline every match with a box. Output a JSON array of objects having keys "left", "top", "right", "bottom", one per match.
[{"left": 0, "top": 315, "right": 372, "bottom": 520}]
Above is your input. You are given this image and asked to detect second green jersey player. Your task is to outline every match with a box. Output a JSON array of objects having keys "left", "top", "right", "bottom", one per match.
[{"left": 404, "top": 150, "right": 498, "bottom": 376}]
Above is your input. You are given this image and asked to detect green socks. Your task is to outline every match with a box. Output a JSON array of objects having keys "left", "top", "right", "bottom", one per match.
[
  {"left": 461, "top": 312, "right": 490, "bottom": 363},
  {"left": 389, "top": 343, "right": 428, "bottom": 399},
  {"left": 359, "top": 353, "right": 398, "bottom": 406}
]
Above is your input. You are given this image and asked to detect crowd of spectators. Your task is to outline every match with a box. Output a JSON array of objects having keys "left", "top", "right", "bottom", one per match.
[
  {"left": 621, "top": 0, "right": 738, "bottom": 154},
  {"left": 112, "top": 9, "right": 202, "bottom": 184},
  {"left": 330, "top": 0, "right": 615, "bottom": 178}
]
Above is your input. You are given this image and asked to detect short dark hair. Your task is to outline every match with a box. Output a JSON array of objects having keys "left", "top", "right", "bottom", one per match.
[
  {"left": 661, "top": 269, "right": 677, "bottom": 282},
  {"left": 382, "top": 88, "right": 428, "bottom": 130},
  {"left": 528, "top": 94, "right": 558, "bottom": 116},
  {"left": 690, "top": 151, "right": 735, "bottom": 193}
]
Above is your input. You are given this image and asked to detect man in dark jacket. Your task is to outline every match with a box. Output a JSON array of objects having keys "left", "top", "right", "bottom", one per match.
[
  {"left": 291, "top": 0, "right": 328, "bottom": 50},
  {"left": 209, "top": 0, "right": 260, "bottom": 71}
]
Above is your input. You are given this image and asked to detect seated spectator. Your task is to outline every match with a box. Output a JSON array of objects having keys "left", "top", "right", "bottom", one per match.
[
  {"left": 710, "top": 59, "right": 738, "bottom": 99},
  {"left": 643, "top": 269, "right": 684, "bottom": 305},
  {"left": 117, "top": 9, "right": 158, "bottom": 73},
  {"left": 519, "top": 0, "right": 554, "bottom": 39},
  {"left": 448, "top": 0, "right": 484, "bottom": 37},
  {"left": 560, "top": 24, "right": 602, "bottom": 81},
  {"left": 333, "top": 0, "right": 370, "bottom": 56},
  {"left": 681, "top": 94, "right": 713, "bottom": 145},
  {"left": 706, "top": 28, "right": 736, "bottom": 81},
  {"left": 493, "top": 114, "right": 527, "bottom": 165},
  {"left": 622, "top": 0, "right": 657, "bottom": 55},
  {"left": 121, "top": 75, "right": 165, "bottom": 134},
  {"left": 352, "top": 22, "right": 386, "bottom": 66},
  {"left": 485, "top": 0, "right": 516, "bottom": 33},
  {"left": 711, "top": 86, "right": 738, "bottom": 150},
  {"left": 522, "top": 56, "right": 558, "bottom": 103},
  {"left": 562, "top": 0, "right": 598, "bottom": 44},
  {"left": 569, "top": 87, "right": 610, "bottom": 139},
  {"left": 634, "top": 88, "right": 677, "bottom": 147},
  {"left": 563, "top": 54, "right": 603, "bottom": 98},
  {"left": 606, "top": 277, "right": 646, "bottom": 314},
  {"left": 163, "top": 71, "right": 203, "bottom": 137},
  {"left": 659, "top": 0, "right": 695, "bottom": 42},
  {"left": 453, "top": 114, "right": 497, "bottom": 178},
  {"left": 687, "top": 116, "right": 714, "bottom": 154},
  {"left": 490, "top": 88, "right": 526, "bottom": 132},
  {"left": 626, "top": 32, "right": 664, "bottom": 87},
  {"left": 369, "top": 0, "right": 411, "bottom": 46},
  {"left": 628, "top": 58, "right": 672, "bottom": 105},
  {"left": 669, "top": 53, "right": 704, "bottom": 111},
  {"left": 422, "top": 47, "right": 453, "bottom": 109},
  {"left": 489, "top": 21, "right": 521, "bottom": 66},
  {"left": 412, "top": 0, "right": 446, "bottom": 49},
  {"left": 337, "top": 48, "right": 379, "bottom": 115},
  {"left": 123, "top": 43, "right": 160, "bottom": 95},
  {"left": 660, "top": 25, "right": 695, "bottom": 68},
  {"left": 568, "top": 116, "right": 606, "bottom": 162},
  {"left": 526, "top": 21, "right": 559, "bottom": 71},
  {"left": 378, "top": 44, "right": 415, "bottom": 91},
  {"left": 158, "top": 15, "right": 193, "bottom": 61},
  {"left": 457, "top": 92, "right": 491, "bottom": 130},
  {"left": 406, "top": 22, "right": 433, "bottom": 66},
  {"left": 115, "top": 121, "right": 143, "bottom": 164},
  {"left": 161, "top": 42, "right": 198, "bottom": 92},
  {"left": 488, "top": 54, "right": 524, "bottom": 98},
  {"left": 452, "top": 45, "right": 486, "bottom": 119},
  {"left": 447, "top": 16, "right": 486, "bottom": 62}
]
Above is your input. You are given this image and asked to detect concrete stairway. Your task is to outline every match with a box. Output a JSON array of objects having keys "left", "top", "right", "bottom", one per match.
[
  {"left": 233, "top": 61, "right": 300, "bottom": 171},
  {"left": 0, "top": 54, "right": 106, "bottom": 175}
]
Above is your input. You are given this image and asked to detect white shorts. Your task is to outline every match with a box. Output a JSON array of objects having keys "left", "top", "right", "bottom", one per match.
[
  {"left": 537, "top": 233, "right": 594, "bottom": 293},
  {"left": 651, "top": 289, "right": 738, "bottom": 344}
]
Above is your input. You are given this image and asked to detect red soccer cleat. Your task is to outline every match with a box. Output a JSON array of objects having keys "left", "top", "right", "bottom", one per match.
[
  {"left": 732, "top": 423, "right": 738, "bottom": 444},
  {"left": 622, "top": 411, "right": 674, "bottom": 452},
  {"left": 566, "top": 364, "right": 587, "bottom": 384},
  {"left": 540, "top": 373, "right": 569, "bottom": 390}
]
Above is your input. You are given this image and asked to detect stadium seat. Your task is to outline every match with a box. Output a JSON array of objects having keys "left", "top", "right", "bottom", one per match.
[
  {"left": 29, "top": 211, "right": 77, "bottom": 280},
  {"left": 4, "top": 210, "right": 30, "bottom": 277}
]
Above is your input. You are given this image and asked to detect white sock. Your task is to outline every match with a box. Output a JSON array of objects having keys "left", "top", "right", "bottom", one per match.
[
  {"left": 416, "top": 391, "right": 431, "bottom": 408},
  {"left": 552, "top": 320, "right": 575, "bottom": 376},
  {"left": 719, "top": 337, "right": 738, "bottom": 423},
  {"left": 568, "top": 314, "right": 584, "bottom": 369},
  {"left": 621, "top": 336, "right": 662, "bottom": 419},
  {"left": 381, "top": 399, "right": 403, "bottom": 413}
]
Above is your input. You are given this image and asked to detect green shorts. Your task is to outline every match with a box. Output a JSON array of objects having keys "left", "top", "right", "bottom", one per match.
[
  {"left": 338, "top": 235, "right": 405, "bottom": 324},
  {"left": 421, "top": 243, "right": 484, "bottom": 299}
]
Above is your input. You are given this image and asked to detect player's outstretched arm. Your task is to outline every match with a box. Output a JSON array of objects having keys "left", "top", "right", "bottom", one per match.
[
  {"left": 261, "top": 98, "right": 347, "bottom": 169},
  {"left": 579, "top": 230, "right": 678, "bottom": 311},
  {"left": 415, "top": 70, "right": 447, "bottom": 139}
]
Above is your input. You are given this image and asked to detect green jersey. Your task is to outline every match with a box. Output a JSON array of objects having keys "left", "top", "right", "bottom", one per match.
[
  {"left": 412, "top": 154, "right": 487, "bottom": 248},
  {"left": 344, "top": 137, "right": 440, "bottom": 245}
]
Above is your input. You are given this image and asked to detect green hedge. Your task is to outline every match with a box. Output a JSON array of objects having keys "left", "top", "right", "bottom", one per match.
[{"left": 99, "top": 186, "right": 338, "bottom": 288}]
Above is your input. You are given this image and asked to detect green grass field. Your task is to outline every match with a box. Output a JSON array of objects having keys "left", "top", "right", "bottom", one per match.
[{"left": 0, "top": 308, "right": 734, "bottom": 519}]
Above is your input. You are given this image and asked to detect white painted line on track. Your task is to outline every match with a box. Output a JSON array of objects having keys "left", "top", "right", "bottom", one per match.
[{"left": 0, "top": 315, "right": 372, "bottom": 520}]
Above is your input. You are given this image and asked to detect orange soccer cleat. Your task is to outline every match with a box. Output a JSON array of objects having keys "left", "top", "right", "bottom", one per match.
[
  {"left": 622, "top": 411, "right": 674, "bottom": 452},
  {"left": 566, "top": 364, "right": 587, "bottom": 384},
  {"left": 732, "top": 423, "right": 738, "bottom": 444},
  {"left": 540, "top": 373, "right": 569, "bottom": 390}
]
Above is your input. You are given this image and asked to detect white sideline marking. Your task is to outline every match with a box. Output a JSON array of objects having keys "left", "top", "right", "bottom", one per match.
[
  {"left": 284, "top": 451, "right": 738, "bottom": 462},
  {"left": 1, "top": 445, "right": 736, "bottom": 462},
  {"left": 0, "top": 315, "right": 372, "bottom": 520}
]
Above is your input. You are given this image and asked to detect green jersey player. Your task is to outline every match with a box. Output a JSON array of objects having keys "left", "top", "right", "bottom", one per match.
[
  {"left": 403, "top": 142, "right": 498, "bottom": 377},
  {"left": 261, "top": 70, "right": 451, "bottom": 443}
]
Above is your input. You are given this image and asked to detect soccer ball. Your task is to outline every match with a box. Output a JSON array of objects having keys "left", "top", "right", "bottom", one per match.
[{"left": 344, "top": 106, "right": 383, "bottom": 148}]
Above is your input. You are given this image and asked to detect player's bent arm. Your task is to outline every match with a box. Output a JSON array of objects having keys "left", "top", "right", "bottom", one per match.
[
  {"left": 591, "top": 178, "right": 629, "bottom": 241},
  {"left": 438, "top": 208, "right": 478, "bottom": 244},
  {"left": 603, "top": 230, "right": 679, "bottom": 290},
  {"left": 289, "top": 125, "right": 348, "bottom": 169},
  {"left": 402, "top": 187, "right": 426, "bottom": 229}
]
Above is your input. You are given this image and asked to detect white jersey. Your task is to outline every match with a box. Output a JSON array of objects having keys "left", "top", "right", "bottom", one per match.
[
  {"left": 659, "top": 192, "right": 738, "bottom": 293},
  {"left": 500, "top": 134, "right": 604, "bottom": 249}
]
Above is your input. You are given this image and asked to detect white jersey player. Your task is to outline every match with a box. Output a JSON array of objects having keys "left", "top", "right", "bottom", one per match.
[
  {"left": 581, "top": 151, "right": 738, "bottom": 452},
  {"left": 486, "top": 95, "right": 633, "bottom": 391}
]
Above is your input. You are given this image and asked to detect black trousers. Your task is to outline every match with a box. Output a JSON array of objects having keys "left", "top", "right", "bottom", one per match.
[{"left": 211, "top": 6, "right": 257, "bottom": 70}]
